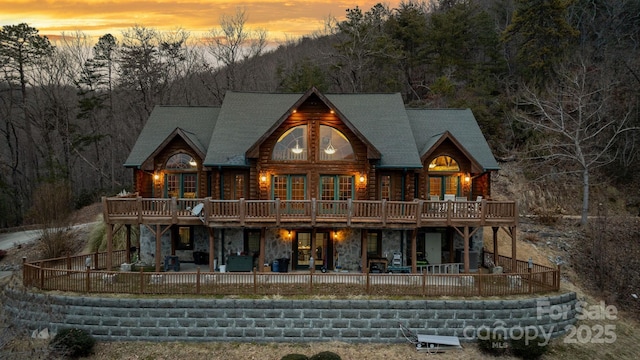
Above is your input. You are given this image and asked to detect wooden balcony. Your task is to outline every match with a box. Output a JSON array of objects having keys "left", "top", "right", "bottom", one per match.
[{"left": 103, "top": 197, "right": 517, "bottom": 228}]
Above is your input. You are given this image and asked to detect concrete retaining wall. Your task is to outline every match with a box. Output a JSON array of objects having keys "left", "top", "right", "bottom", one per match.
[{"left": 3, "top": 289, "right": 577, "bottom": 343}]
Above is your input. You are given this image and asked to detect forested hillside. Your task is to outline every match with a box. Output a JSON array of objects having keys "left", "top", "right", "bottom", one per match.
[{"left": 1, "top": 0, "right": 639, "bottom": 228}]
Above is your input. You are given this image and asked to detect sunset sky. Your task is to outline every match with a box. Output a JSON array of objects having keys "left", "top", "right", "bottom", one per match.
[{"left": 1, "top": 0, "right": 406, "bottom": 42}]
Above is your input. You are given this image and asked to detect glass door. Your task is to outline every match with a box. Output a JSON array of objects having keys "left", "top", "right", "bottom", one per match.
[{"left": 294, "top": 232, "right": 329, "bottom": 270}]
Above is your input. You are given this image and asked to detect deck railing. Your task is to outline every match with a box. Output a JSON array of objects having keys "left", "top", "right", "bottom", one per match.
[
  {"left": 22, "top": 250, "right": 559, "bottom": 297},
  {"left": 103, "top": 197, "right": 517, "bottom": 227}
]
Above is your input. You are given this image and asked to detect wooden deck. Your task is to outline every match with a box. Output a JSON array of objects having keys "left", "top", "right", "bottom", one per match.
[{"left": 102, "top": 197, "right": 517, "bottom": 228}]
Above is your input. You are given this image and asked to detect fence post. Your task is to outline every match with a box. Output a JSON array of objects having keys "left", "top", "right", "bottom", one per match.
[
  {"left": 253, "top": 267, "right": 257, "bottom": 295},
  {"left": 365, "top": 268, "right": 370, "bottom": 295},
  {"left": 422, "top": 270, "right": 427, "bottom": 296},
  {"left": 67, "top": 254, "right": 71, "bottom": 270},
  {"left": 22, "top": 257, "right": 27, "bottom": 286},
  {"left": 85, "top": 266, "right": 91, "bottom": 293},
  {"left": 196, "top": 267, "right": 201, "bottom": 294},
  {"left": 39, "top": 261, "right": 44, "bottom": 289},
  {"left": 309, "top": 266, "right": 314, "bottom": 294},
  {"left": 556, "top": 264, "right": 562, "bottom": 290},
  {"left": 93, "top": 251, "right": 99, "bottom": 270},
  {"left": 477, "top": 273, "right": 482, "bottom": 296},
  {"left": 528, "top": 257, "right": 533, "bottom": 294},
  {"left": 139, "top": 266, "right": 144, "bottom": 295}
]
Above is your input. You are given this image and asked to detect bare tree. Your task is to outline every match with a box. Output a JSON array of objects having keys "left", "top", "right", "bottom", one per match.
[
  {"left": 515, "top": 59, "right": 639, "bottom": 225},
  {"left": 205, "top": 8, "right": 268, "bottom": 91}
]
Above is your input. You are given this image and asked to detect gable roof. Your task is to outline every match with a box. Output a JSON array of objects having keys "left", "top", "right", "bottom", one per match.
[
  {"left": 125, "top": 91, "right": 498, "bottom": 173},
  {"left": 325, "top": 93, "right": 422, "bottom": 168},
  {"left": 406, "top": 108, "right": 499, "bottom": 171},
  {"left": 124, "top": 106, "right": 219, "bottom": 168},
  {"left": 204, "top": 91, "right": 301, "bottom": 166}
]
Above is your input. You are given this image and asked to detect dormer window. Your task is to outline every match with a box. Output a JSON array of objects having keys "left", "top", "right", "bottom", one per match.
[
  {"left": 428, "top": 156, "right": 459, "bottom": 172},
  {"left": 273, "top": 125, "right": 307, "bottom": 160},
  {"left": 319, "top": 125, "right": 354, "bottom": 161}
]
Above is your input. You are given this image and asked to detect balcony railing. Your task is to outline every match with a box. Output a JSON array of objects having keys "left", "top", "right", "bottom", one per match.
[{"left": 103, "top": 197, "right": 517, "bottom": 228}]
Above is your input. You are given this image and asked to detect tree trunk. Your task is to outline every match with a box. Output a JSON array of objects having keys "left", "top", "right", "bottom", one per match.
[{"left": 581, "top": 168, "right": 589, "bottom": 226}]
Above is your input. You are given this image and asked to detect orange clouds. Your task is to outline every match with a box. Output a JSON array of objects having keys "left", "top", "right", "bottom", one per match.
[{"left": 1, "top": 0, "right": 402, "bottom": 41}]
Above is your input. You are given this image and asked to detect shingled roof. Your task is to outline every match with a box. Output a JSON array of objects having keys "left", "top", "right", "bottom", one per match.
[
  {"left": 406, "top": 108, "right": 500, "bottom": 171},
  {"left": 125, "top": 90, "right": 498, "bottom": 172},
  {"left": 124, "top": 106, "right": 219, "bottom": 168}
]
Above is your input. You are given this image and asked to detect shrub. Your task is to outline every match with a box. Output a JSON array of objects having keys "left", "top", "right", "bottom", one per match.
[
  {"left": 476, "top": 328, "right": 508, "bottom": 356},
  {"left": 280, "top": 354, "right": 309, "bottom": 360},
  {"left": 510, "top": 335, "right": 549, "bottom": 359},
  {"left": 50, "top": 328, "right": 96, "bottom": 358},
  {"left": 309, "top": 351, "right": 341, "bottom": 360}
]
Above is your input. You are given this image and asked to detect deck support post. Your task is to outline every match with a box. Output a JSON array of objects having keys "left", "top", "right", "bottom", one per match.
[
  {"left": 492, "top": 227, "right": 499, "bottom": 266},
  {"left": 125, "top": 225, "right": 132, "bottom": 263},
  {"left": 106, "top": 224, "right": 113, "bottom": 271},
  {"left": 208, "top": 228, "right": 215, "bottom": 272},
  {"left": 511, "top": 226, "right": 517, "bottom": 274},
  {"left": 361, "top": 229, "right": 368, "bottom": 272},
  {"left": 463, "top": 226, "right": 470, "bottom": 273},
  {"left": 155, "top": 224, "right": 162, "bottom": 272},
  {"left": 258, "top": 228, "right": 266, "bottom": 272},
  {"left": 411, "top": 230, "right": 417, "bottom": 273}
]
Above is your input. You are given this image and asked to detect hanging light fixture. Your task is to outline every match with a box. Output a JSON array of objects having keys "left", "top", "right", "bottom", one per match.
[
  {"left": 292, "top": 139, "right": 303, "bottom": 154},
  {"left": 324, "top": 141, "right": 336, "bottom": 155}
]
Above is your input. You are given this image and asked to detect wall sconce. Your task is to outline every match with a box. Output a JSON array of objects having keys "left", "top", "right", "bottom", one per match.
[
  {"left": 153, "top": 173, "right": 161, "bottom": 183},
  {"left": 260, "top": 172, "right": 268, "bottom": 183},
  {"left": 357, "top": 173, "right": 367, "bottom": 188},
  {"left": 464, "top": 175, "right": 470, "bottom": 183},
  {"left": 333, "top": 231, "right": 339, "bottom": 241}
]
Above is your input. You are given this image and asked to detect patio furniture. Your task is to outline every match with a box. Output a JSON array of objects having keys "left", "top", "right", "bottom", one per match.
[
  {"left": 226, "top": 255, "right": 253, "bottom": 272},
  {"left": 164, "top": 256, "right": 180, "bottom": 272}
]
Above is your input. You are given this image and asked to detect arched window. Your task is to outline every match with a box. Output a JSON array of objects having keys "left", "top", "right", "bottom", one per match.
[
  {"left": 164, "top": 153, "right": 197, "bottom": 198},
  {"left": 273, "top": 125, "right": 307, "bottom": 160},
  {"left": 319, "top": 125, "right": 354, "bottom": 161},
  {"left": 166, "top": 153, "right": 197, "bottom": 170},
  {"left": 428, "top": 156, "right": 459, "bottom": 172}
]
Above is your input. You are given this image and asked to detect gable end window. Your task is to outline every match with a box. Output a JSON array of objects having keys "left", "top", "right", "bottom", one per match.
[
  {"left": 319, "top": 125, "right": 354, "bottom": 161},
  {"left": 273, "top": 125, "right": 307, "bottom": 161}
]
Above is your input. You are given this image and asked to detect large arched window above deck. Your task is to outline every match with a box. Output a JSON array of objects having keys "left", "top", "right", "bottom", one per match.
[
  {"left": 166, "top": 153, "right": 197, "bottom": 170},
  {"left": 319, "top": 125, "right": 354, "bottom": 161},
  {"left": 273, "top": 125, "right": 307, "bottom": 160},
  {"left": 428, "top": 155, "right": 459, "bottom": 172}
]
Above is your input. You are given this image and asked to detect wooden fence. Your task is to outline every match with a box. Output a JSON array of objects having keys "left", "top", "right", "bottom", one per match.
[{"left": 22, "top": 250, "right": 560, "bottom": 297}]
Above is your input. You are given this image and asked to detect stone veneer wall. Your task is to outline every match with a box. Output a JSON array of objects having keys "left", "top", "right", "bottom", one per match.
[
  {"left": 139, "top": 227, "right": 485, "bottom": 272},
  {"left": 3, "top": 290, "right": 577, "bottom": 343}
]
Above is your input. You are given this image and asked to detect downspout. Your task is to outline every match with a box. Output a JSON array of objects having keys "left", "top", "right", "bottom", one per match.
[
  {"left": 401, "top": 230, "right": 405, "bottom": 266},
  {"left": 218, "top": 166, "right": 225, "bottom": 265}
]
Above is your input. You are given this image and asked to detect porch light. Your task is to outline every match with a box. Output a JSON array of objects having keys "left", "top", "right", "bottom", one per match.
[
  {"left": 260, "top": 173, "right": 267, "bottom": 183},
  {"left": 465, "top": 176, "right": 470, "bottom": 183},
  {"left": 292, "top": 139, "right": 303, "bottom": 154},
  {"left": 153, "top": 173, "right": 160, "bottom": 182}
]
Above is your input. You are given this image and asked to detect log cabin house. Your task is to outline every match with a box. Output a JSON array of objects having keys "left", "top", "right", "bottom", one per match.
[{"left": 104, "top": 88, "right": 517, "bottom": 274}]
